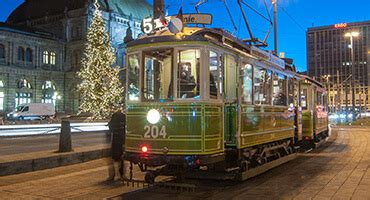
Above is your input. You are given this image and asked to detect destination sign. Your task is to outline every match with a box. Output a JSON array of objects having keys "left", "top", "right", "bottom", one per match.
[{"left": 141, "top": 14, "right": 213, "bottom": 34}]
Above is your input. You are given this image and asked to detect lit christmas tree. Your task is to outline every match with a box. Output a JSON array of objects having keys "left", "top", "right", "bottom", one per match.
[{"left": 77, "top": 0, "right": 124, "bottom": 119}]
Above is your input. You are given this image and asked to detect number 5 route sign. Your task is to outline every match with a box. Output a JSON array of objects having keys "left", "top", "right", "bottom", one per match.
[{"left": 141, "top": 14, "right": 213, "bottom": 34}]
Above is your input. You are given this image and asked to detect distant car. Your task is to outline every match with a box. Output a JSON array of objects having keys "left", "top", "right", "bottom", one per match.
[{"left": 7, "top": 103, "right": 56, "bottom": 120}]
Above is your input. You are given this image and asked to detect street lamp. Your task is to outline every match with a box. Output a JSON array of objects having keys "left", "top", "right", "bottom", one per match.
[{"left": 345, "top": 31, "right": 359, "bottom": 120}]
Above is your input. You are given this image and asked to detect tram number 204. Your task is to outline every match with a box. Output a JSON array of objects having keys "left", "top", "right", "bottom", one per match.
[{"left": 144, "top": 125, "right": 167, "bottom": 139}]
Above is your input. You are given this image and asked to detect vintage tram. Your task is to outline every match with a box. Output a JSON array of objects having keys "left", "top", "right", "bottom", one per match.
[{"left": 123, "top": 27, "right": 329, "bottom": 183}]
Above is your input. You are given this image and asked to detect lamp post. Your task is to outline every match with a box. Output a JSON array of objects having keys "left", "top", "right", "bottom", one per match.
[
  {"left": 321, "top": 75, "right": 331, "bottom": 112},
  {"left": 272, "top": 0, "right": 278, "bottom": 55},
  {"left": 345, "top": 31, "right": 359, "bottom": 120}
]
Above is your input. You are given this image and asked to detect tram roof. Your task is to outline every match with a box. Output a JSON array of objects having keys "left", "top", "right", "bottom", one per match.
[{"left": 127, "top": 27, "right": 250, "bottom": 53}]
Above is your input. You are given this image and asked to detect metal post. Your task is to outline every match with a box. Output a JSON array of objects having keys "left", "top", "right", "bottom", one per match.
[
  {"left": 272, "top": 0, "right": 278, "bottom": 55},
  {"left": 350, "top": 36, "right": 356, "bottom": 116},
  {"left": 59, "top": 120, "right": 72, "bottom": 152},
  {"left": 153, "top": 0, "right": 164, "bottom": 18}
]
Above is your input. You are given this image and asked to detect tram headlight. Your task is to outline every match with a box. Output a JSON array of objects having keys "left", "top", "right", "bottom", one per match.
[{"left": 146, "top": 109, "right": 161, "bottom": 124}]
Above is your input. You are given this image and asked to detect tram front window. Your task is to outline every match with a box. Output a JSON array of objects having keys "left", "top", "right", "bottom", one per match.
[
  {"left": 143, "top": 49, "right": 173, "bottom": 101},
  {"left": 178, "top": 49, "right": 200, "bottom": 99},
  {"left": 127, "top": 54, "right": 140, "bottom": 101}
]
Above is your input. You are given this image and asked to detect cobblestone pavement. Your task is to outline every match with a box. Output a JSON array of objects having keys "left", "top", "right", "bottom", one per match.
[
  {"left": 1, "top": 127, "right": 370, "bottom": 200},
  {"left": 120, "top": 127, "right": 370, "bottom": 200},
  {"left": 0, "top": 158, "right": 142, "bottom": 199}
]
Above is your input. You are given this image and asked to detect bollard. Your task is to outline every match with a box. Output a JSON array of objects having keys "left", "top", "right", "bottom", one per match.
[{"left": 59, "top": 120, "right": 72, "bottom": 152}]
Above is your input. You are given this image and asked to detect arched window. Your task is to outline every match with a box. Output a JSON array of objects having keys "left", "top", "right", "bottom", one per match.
[
  {"left": 26, "top": 48, "right": 33, "bottom": 62},
  {"left": 50, "top": 52, "right": 56, "bottom": 65},
  {"left": 43, "top": 51, "right": 49, "bottom": 64},
  {"left": 42, "top": 81, "right": 57, "bottom": 105},
  {"left": 16, "top": 79, "right": 32, "bottom": 107},
  {"left": 0, "top": 44, "right": 5, "bottom": 59},
  {"left": 18, "top": 47, "right": 25, "bottom": 61}
]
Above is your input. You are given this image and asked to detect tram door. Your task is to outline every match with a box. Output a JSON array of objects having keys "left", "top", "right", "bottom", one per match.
[{"left": 224, "top": 54, "right": 238, "bottom": 146}]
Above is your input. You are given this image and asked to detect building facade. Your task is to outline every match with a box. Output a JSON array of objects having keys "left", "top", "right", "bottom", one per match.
[
  {"left": 0, "top": 0, "right": 152, "bottom": 115},
  {"left": 307, "top": 21, "right": 370, "bottom": 112}
]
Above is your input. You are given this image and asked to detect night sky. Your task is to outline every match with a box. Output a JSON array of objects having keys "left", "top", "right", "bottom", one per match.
[{"left": 1, "top": 0, "right": 369, "bottom": 72}]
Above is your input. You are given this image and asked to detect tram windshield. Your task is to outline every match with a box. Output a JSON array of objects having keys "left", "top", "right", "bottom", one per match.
[
  {"left": 143, "top": 49, "right": 173, "bottom": 101},
  {"left": 178, "top": 49, "right": 200, "bottom": 99}
]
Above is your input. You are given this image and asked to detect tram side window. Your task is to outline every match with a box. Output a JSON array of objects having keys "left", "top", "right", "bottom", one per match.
[
  {"left": 178, "top": 49, "right": 200, "bottom": 99},
  {"left": 301, "top": 89, "right": 308, "bottom": 110},
  {"left": 209, "top": 51, "right": 219, "bottom": 99},
  {"left": 225, "top": 55, "right": 237, "bottom": 101},
  {"left": 273, "top": 73, "right": 287, "bottom": 106},
  {"left": 288, "top": 77, "right": 295, "bottom": 106},
  {"left": 143, "top": 49, "right": 173, "bottom": 101},
  {"left": 127, "top": 54, "right": 140, "bottom": 101},
  {"left": 254, "top": 67, "right": 272, "bottom": 105},
  {"left": 241, "top": 63, "right": 253, "bottom": 104}
]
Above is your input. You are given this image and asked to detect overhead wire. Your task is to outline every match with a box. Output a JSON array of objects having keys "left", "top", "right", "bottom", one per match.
[{"left": 278, "top": 5, "right": 306, "bottom": 32}]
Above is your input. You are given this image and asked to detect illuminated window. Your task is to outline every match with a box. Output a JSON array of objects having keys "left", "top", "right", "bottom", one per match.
[
  {"left": 42, "top": 81, "right": 57, "bottom": 105},
  {"left": 273, "top": 73, "right": 287, "bottom": 106},
  {"left": 0, "top": 44, "right": 5, "bottom": 59},
  {"left": 0, "top": 80, "right": 4, "bottom": 88},
  {"left": 254, "top": 67, "right": 272, "bottom": 105},
  {"left": 209, "top": 51, "right": 220, "bottom": 99},
  {"left": 241, "top": 63, "right": 253, "bottom": 104},
  {"left": 127, "top": 54, "right": 140, "bottom": 101},
  {"left": 0, "top": 92, "right": 4, "bottom": 110},
  {"left": 43, "top": 51, "right": 49, "bottom": 64},
  {"left": 143, "top": 49, "right": 173, "bottom": 101},
  {"left": 177, "top": 49, "right": 200, "bottom": 99},
  {"left": 15, "top": 92, "right": 32, "bottom": 107},
  {"left": 18, "top": 47, "right": 25, "bottom": 61},
  {"left": 50, "top": 52, "right": 56, "bottom": 65}
]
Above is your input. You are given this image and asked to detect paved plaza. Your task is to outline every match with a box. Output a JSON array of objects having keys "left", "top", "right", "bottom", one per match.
[{"left": 1, "top": 127, "right": 370, "bottom": 199}]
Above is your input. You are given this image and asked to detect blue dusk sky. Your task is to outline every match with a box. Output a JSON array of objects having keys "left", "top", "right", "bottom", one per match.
[{"left": 1, "top": 0, "right": 369, "bottom": 72}]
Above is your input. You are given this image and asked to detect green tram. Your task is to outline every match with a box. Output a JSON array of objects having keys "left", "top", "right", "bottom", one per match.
[{"left": 124, "top": 27, "right": 328, "bottom": 183}]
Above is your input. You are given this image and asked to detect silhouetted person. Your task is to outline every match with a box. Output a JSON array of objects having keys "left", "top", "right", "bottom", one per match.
[{"left": 107, "top": 107, "right": 127, "bottom": 181}]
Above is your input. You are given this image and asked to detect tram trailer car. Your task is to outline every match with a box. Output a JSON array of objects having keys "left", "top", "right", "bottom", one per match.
[
  {"left": 298, "top": 76, "right": 329, "bottom": 149},
  {"left": 123, "top": 27, "right": 328, "bottom": 183}
]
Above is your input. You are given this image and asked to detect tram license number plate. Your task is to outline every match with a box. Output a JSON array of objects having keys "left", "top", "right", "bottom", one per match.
[{"left": 144, "top": 125, "right": 167, "bottom": 139}]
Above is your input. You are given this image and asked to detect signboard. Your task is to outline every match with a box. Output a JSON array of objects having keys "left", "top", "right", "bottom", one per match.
[
  {"left": 251, "top": 46, "right": 285, "bottom": 69},
  {"left": 141, "top": 14, "right": 212, "bottom": 34},
  {"left": 334, "top": 23, "right": 347, "bottom": 29}
]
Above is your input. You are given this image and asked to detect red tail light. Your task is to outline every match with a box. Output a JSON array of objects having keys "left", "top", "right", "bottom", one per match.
[{"left": 141, "top": 145, "right": 149, "bottom": 153}]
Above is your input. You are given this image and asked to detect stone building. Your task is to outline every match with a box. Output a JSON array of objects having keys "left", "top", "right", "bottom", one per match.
[{"left": 0, "top": 0, "right": 152, "bottom": 115}]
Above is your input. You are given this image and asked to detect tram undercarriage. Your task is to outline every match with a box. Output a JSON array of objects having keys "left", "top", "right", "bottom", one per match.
[{"left": 126, "top": 138, "right": 296, "bottom": 183}]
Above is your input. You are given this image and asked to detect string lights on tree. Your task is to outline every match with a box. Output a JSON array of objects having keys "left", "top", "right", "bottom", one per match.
[{"left": 77, "top": 0, "right": 124, "bottom": 119}]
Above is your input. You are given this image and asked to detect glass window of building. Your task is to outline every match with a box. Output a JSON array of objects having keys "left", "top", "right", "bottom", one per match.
[
  {"left": 209, "top": 51, "right": 219, "bottom": 99},
  {"left": 18, "top": 47, "right": 25, "bottom": 61},
  {"left": 15, "top": 92, "right": 32, "bottom": 107},
  {"left": 143, "top": 49, "right": 173, "bottom": 101},
  {"left": 43, "top": 51, "right": 49, "bottom": 64},
  {"left": 177, "top": 49, "right": 200, "bottom": 99},
  {"left": 0, "top": 81, "right": 4, "bottom": 110},
  {"left": 0, "top": 91, "right": 4, "bottom": 110},
  {"left": 50, "top": 52, "right": 56, "bottom": 65},
  {"left": 241, "top": 63, "right": 253, "bottom": 104},
  {"left": 42, "top": 81, "right": 57, "bottom": 105},
  {"left": 127, "top": 54, "right": 140, "bottom": 101},
  {"left": 0, "top": 44, "right": 5, "bottom": 59},
  {"left": 26, "top": 48, "right": 33, "bottom": 62},
  {"left": 254, "top": 67, "right": 272, "bottom": 105},
  {"left": 273, "top": 73, "right": 287, "bottom": 106}
]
